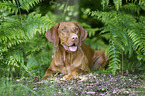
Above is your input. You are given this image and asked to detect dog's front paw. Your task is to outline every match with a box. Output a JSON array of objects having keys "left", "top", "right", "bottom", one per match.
[
  {"left": 41, "top": 76, "right": 49, "bottom": 81},
  {"left": 63, "top": 72, "right": 78, "bottom": 80}
]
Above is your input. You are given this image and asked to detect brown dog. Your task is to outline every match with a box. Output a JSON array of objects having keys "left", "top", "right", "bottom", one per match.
[{"left": 42, "top": 21, "right": 109, "bottom": 80}]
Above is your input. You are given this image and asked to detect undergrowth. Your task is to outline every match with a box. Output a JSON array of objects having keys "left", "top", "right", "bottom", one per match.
[
  {"left": 89, "top": 0, "right": 145, "bottom": 74},
  {"left": 0, "top": 77, "right": 69, "bottom": 96},
  {"left": 0, "top": 1, "right": 145, "bottom": 92}
]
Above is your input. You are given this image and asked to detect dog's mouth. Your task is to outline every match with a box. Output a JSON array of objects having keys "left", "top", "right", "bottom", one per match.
[{"left": 62, "top": 43, "right": 77, "bottom": 52}]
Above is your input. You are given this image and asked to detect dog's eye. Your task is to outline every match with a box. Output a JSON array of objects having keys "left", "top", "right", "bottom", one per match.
[
  {"left": 62, "top": 28, "right": 66, "bottom": 31},
  {"left": 75, "top": 27, "right": 78, "bottom": 32}
]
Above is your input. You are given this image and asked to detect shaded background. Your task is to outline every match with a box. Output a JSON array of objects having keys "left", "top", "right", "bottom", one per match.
[{"left": 0, "top": 0, "right": 145, "bottom": 79}]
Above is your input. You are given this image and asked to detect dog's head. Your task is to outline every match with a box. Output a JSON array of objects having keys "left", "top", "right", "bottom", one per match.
[{"left": 45, "top": 21, "right": 87, "bottom": 52}]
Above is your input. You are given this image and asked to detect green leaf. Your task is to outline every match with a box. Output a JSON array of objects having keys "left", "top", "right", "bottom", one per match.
[
  {"left": 27, "top": 55, "right": 39, "bottom": 70},
  {"left": 113, "top": 0, "right": 122, "bottom": 10}
]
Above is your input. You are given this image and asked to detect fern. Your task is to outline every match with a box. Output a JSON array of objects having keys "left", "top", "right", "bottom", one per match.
[
  {"left": 113, "top": 0, "right": 122, "bottom": 10},
  {"left": 123, "top": 3, "right": 140, "bottom": 14},
  {"left": 90, "top": 1, "right": 145, "bottom": 74},
  {"left": 0, "top": 0, "right": 18, "bottom": 14},
  {"left": 127, "top": 29, "right": 145, "bottom": 52},
  {"left": 0, "top": 0, "right": 55, "bottom": 77},
  {"left": 1, "top": 0, "right": 145, "bottom": 77},
  {"left": 0, "top": 0, "right": 42, "bottom": 14},
  {"left": 20, "top": 0, "right": 42, "bottom": 11}
]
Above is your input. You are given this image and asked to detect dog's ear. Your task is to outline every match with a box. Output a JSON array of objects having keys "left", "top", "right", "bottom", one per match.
[
  {"left": 45, "top": 23, "right": 59, "bottom": 47},
  {"left": 76, "top": 23, "right": 88, "bottom": 46}
]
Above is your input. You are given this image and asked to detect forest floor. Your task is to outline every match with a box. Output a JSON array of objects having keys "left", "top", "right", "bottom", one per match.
[{"left": 34, "top": 73, "right": 145, "bottom": 96}]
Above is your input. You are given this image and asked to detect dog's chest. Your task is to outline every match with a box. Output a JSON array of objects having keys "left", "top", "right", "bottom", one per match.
[
  {"left": 63, "top": 53, "right": 72, "bottom": 65},
  {"left": 62, "top": 51, "right": 86, "bottom": 73}
]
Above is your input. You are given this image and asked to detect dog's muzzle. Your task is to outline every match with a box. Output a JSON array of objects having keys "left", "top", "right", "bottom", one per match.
[{"left": 62, "top": 43, "right": 77, "bottom": 52}]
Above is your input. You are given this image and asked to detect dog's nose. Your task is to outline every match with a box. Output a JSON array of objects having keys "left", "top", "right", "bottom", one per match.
[{"left": 71, "top": 35, "right": 78, "bottom": 42}]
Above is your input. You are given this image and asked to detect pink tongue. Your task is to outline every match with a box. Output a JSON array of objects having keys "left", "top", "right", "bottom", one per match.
[{"left": 68, "top": 46, "right": 77, "bottom": 52}]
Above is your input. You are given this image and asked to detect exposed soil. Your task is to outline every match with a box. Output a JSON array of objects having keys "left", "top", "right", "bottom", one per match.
[{"left": 34, "top": 73, "right": 145, "bottom": 96}]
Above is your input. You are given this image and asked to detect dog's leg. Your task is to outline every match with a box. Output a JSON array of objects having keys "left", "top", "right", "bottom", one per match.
[
  {"left": 41, "top": 69, "right": 53, "bottom": 80},
  {"left": 91, "top": 53, "right": 109, "bottom": 71}
]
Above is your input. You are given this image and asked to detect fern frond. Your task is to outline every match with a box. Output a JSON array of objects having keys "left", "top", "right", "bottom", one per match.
[
  {"left": 101, "top": 0, "right": 123, "bottom": 11},
  {"left": 7, "top": 50, "right": 24, "bottom": 68},
  {"left": 0, "top": 12, "right": 54, "bottom": 52},
  {"left": 0, "top": 0, "right": 42, "bottom": 14},
  {"left": 122, "top": 3, "right": 140, "bottom": 14},
  {"left": 86, "top": 28, "right": 100, "bottom": 37},
  {"left": 26, "top": 55, "right": 39, "bottom": 70},
  {"left": 20, "top": 0, "right": 42, "bottom": 11},
  {"left": 127, "top": 29, "right": 145, "bottom": 52},
  {"left": 113, "top": 0, "right": 122, "bottom": 10},
  {"left": 0, "top": 0, "right": 18, "bottom": 14},
  {"left": 106, "top": 35, "right": 120, "bottom": 74},
  {"left": 139, "top": 0, "right": 145, "bottom": 10},
  {"left": 24, "top": 12, "right": 54, "bottom": 39},
  {"left": 101, "top": 0, "right": 109, "bottom": 10}
]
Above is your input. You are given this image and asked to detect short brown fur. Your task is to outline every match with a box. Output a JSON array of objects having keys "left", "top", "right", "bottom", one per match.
[{"left": 42, "top": 21, "right": 109, "bottom": 80}]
